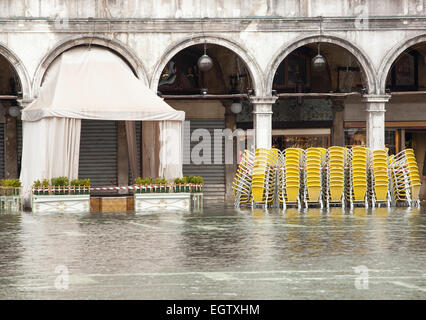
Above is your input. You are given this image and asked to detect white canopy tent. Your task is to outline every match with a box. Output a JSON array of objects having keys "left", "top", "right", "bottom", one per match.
[{"left": 20, "top": 46, "right": 185, "bottom": 206}]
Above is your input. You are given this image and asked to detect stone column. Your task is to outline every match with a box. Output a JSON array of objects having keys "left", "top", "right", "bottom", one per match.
[
  {"left": 363, "top": 95, "right": 390, "bottom": 151},
  {"left": 331, "top": 97, "right": 345, "bottom": 147},
  {"left": 250, "top": 96, "right": 277, "bottom": 149}
]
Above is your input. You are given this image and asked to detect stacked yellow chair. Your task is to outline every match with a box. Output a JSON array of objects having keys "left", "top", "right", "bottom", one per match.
[
  {"left": 281, "top": 148, "right": 303, "bottom": 208},
  {"left": 326, "top": 146, "right": 347, "bottom": 206},
  {"left": 348, "top": 146, "right": 369, "bottom": 207},
  {"left": 251, "top": 148, "right": 279, "bottom": 205},
  {"left": 405, "top": 149, "right": 421, "bottom": 205},
  {"left": 304, "top": 147, "right": 326, "bottom": 208},
  {"left": 370, "top": 149, "right": 390, "bottom": 206},
  {"left": 389, "top": 153, "right": 407, "bottom": 203},
  {"left": 389, "top": 148, "right": 421, "bottom": 206},
  {"left": 233, "top": 150, "right": 255, "bottom": 207},
  {"left": 276, "top": 150, "right": 286, "bottom": 208}
]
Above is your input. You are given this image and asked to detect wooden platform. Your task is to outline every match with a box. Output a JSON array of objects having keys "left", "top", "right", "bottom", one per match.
[{"left": 90, "top": 196, "right": 134, "bottom": 212}]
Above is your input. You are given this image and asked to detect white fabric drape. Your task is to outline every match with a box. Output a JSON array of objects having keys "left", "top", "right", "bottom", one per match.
[
  {"left": 158, "top": 121, "right": 183, "bottom": 179},
  {"left": 20, "top": 118, "right": 81, "bottom": 206},
  {"left": 125, "top": 121, "right": 139, "bottom": 179},
  {"left": 20, "top": 47, "right": 185, "bottom": 207}
]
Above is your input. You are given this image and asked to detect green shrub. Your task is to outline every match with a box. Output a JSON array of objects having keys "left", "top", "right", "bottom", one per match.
[
  {"left": 51, "top": 176, "right": 69, "bottom": 186},
  {"left": 173, "top": 177, "right": 182, "bottom": 184},
  {"left": 1, "top": 179, "right": 21, "bottom": 187},
  {"left": 70, "top": 179, "right": 80, "bottom": 186},
  {"left": 154, "top": 177, "right": 167, "bottom": 185},
  {"left": 41, "top": 179, "right": 50, "bottom": 187},
  {"left": 33, "top": 179, "right": 41, "bottom": 188},
  {"left": 71, "top": 178, "right": 91, "bottom": 187},
  {"left": 135, "top": 177, "right": 154, "bottom": 185}
]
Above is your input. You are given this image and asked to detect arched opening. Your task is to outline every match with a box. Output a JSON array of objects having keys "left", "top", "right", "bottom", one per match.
[
  {"left": 269, "top": 41, "right": 380, "bottom": 152},
  {"left": 383, "top": 41, "right": 426, "bottom": 199},
  {"left": 156, "top": 43, "right": 255, "bottom": 202},
  {"left": 0, "top": 53, "right": 23, "bottom": 179},
  {"left": 40, "top": 45, "right": 143, "bottom": 189}
]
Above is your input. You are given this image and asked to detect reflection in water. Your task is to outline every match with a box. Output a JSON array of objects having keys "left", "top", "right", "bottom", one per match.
[{"left": 0, "top": 206, "right": 425, "bottom": 299}]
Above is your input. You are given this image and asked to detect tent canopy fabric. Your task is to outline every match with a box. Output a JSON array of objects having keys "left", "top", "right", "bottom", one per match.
[
  {"left": 20, "top": 47, "right": 184, "bottom": 207},
  {"left": 22, "top": 47, "right": 185, "bottom": 122}
]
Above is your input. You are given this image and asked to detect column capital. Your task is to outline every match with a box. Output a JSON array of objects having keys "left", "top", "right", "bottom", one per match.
[
  {"left": 249, "top": 96, "right": 278, "bottom": 105},
  {"left": 362, "top": 94, "right": 391, "bottom": 103}
]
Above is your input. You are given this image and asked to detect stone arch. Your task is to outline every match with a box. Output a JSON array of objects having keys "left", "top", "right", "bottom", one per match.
[
  {"left": 265, "top": 34, "right": 377, "bottom": 95},
  {"left": 150, "top": 34, "right": 264, "bottom": 96},
  {"left": 32, "top": 35, "right": 149, "bottom": 97},
  {"left": 0, "top": 42, "right": 32, "bottom": 101},
  {"left": 378, "top": 33, "right": 426, "bottom": 94}
]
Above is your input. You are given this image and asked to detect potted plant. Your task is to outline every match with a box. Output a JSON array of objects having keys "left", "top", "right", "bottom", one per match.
[
  {"left": 41, "top": 179, "right": 50, "bottom": 195},
  {"left": 135, "top": 177, "right": 144, "bottom": 193},
  {"left": 70, "top": 178, "right": 90, "bottom": 195},
  {"left": 135, "top": 177, "right": 153, "bottom": 193},
  {"left": 154, "top": 177, "right": 168, "bottom": 193},
  {"left": 70, "top": 179, "right": 80, "bottom": 195},
  {"left": 196, "top": 176, "right": 204, "bottom": 192},
  {"left": 33, "top": 179, "right": 41, "bottom": 195},
  {"left": 51, "top": 176, "right": 69, "bottom": 195},
  {"left": 181, "top": 176, "right": 188, "bottom": 192},
  {"left": 1, "top": 179, "right": 22, "bottom": 196},
  {"left": 173, "top": 178, "right": 181, "bottom": 192}
]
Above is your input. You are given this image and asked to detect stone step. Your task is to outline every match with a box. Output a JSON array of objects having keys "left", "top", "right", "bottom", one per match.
[{"left": 202, "top": 184, "right": 226, "bottom": 203}]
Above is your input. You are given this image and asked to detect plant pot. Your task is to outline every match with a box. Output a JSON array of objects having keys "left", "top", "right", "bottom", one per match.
[
  {"left": 166, "top": 186, "right": 170, "bottom": 193},
  {"left": 180, "top": 186, "right": 185, "bottom": 192},
  {"left": 161, "top": 186, "right": 165, "bottom": 193}
]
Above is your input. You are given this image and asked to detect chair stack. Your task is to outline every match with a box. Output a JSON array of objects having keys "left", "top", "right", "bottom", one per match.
[
  {"left": 233, "top": 147, "right": 422, "bottom": 209},
  {"left": 280, "top": 148, "right": 303, "bottom": 208},
  {"left": 251, "top": 148, "right": 279, "bottom": 205},
  {"left": 405, "top": 149, "right": 421, "bottom": 206},
  {"left": 233, "top": 150, "right": 255, "bottom": 207},
  {"left": 389, "top": 149, "right": 421, "bottom": 207},
  {"left": 389, "top": 153, "right": 406, "bottom": 204},
  {"left": 325, "top": 146, "right": 347, "bottom": 207},
  {"left": 369, "top": 149, "right": 391, "bottom": 207},
  {"left": 303, "top": 147, "right": 326, "bottom": 208},
  {"left": 346, "top": 146, "right": 369, "bottom": 207}
]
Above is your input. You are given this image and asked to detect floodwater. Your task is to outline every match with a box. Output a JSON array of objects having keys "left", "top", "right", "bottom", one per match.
[{"left": 0, "top": 205, "right": 426, "bottom": 300}]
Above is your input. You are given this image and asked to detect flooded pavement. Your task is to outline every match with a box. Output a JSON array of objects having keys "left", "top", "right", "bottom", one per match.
[{"left": 0, "top": 205, "right": 426, "bottom": 299}]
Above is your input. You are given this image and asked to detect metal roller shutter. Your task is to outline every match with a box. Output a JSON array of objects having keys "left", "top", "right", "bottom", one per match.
[
  {"left": 0, "top": 123, "right": 4, "bottom": 178},
  {"left": 79, "top": 120, "right": 117, "bottom": 186},
  {"left": 183, "top": 118, "right": 225, "bottom": 185}
]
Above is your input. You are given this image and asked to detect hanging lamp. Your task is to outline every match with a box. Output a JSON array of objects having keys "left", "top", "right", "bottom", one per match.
[
  {"left": 197, "top": 42, "right": 213, "bottom": 72},
  {"left": 312, "top": 17, "right": 327, "bottom": 72}
]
